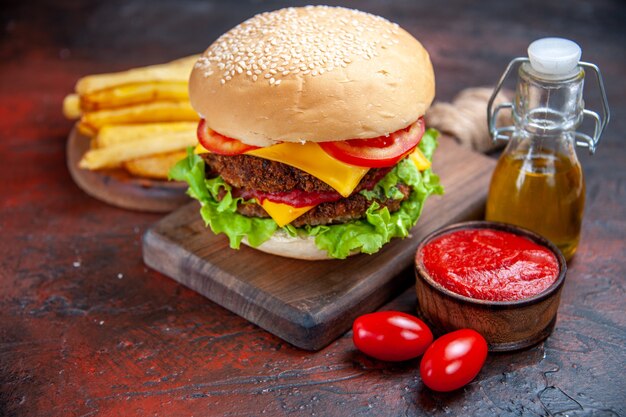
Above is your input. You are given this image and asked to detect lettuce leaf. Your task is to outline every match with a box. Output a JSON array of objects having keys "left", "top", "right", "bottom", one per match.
[
  {"left": 170, "top": 148, "right": 277, "bottom": 248},
  {"left": 310, "top": 129, "right": 443, "bottom": 258},
  {"left": 360, "top": 153, "right": 422, "bottom": 201},
  {"left": 170, "top": 129, "right": 443, "bottom": 259}
]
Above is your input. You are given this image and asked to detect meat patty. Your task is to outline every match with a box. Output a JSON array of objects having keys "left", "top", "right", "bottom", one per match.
[
  {"left": 203, "top": 153, "right": 389, "bottom": 194},
  {"left": 236, "top": 183, "right": 411, "bottom": 227}
]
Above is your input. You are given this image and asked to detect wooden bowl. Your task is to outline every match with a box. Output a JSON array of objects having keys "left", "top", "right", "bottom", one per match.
[{"left": 414, "top": 221, "right": 567, "bottom": 352}]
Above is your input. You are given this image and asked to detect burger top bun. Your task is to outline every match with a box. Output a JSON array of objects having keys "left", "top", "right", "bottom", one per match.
[{"left": 189, "top": 6, "right": 435, "bottom": 147}]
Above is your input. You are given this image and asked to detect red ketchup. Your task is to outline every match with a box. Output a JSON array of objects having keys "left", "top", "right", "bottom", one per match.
[{"left": 419, "top": 228, "right": 559, "bottom": 301}]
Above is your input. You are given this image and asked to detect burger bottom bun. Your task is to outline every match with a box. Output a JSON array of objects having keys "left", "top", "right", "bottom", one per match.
[{"left": 241, "top": 230, "right": 345, "bottom": 260}]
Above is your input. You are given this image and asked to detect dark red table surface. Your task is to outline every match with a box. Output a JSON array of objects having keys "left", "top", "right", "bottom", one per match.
[{"left": 1, "top": 1, "right": 625, "bottom": 416}]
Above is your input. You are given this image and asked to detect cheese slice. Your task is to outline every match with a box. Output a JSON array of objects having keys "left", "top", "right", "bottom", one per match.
[
  {"left": 196, "top": 141, "right": 369, "bottom": 198},
  {"left": 195, "top": 140, "right": 370, "bottom": 226},
  {"left": 195, "top": 143, "right": 209, "bottom": 154},
  {"left": 246, "top": 142, "right": 369, "bottom": 197},
  {"left": 409, "top": 147, "right": 431, "bottom": 171},
  {"left": 261, "top": 200, "right": 315, "bottom": 227}
]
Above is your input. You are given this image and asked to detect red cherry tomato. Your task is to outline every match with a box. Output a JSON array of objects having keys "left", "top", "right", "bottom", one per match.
[
  {"left": 420, "top": 329, "right": 488, "bottom": 392},
  {"left": 320, "top": 117, "right": 425, "bottom": 168},
  {"left": 197, "top": 119, "right": 259, "bottom": 155},
  {"left": 352, "top": 311, "right": 433, "bottom": 361}
]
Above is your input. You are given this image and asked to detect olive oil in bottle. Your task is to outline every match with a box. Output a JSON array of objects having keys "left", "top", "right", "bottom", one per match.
[
  {"left": 486, "top": 38, "right": 609, "bottom": 261},
  {"left": 486, "top": 149, "right": 585, "bottom": 260}
]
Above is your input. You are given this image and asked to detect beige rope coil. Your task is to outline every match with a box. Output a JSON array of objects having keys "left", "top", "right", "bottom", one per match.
[{"left": 425, "top": 87, "right": 513, "bottom": 153}]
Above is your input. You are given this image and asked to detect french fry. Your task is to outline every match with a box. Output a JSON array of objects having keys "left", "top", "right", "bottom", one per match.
[
  {"left": 80, "top": 101, "right": 199, "bottom": 134},
  {"left": 63, "top": 94, "right": 82, "bottom": 119},
  {"left": 67, "top": 55, "right": 203, "bottom": 179},
  {"left": 123, "top": 150, "right": 187, "bottom": 179},
  {"left": 95, "top": 122, "right": 197, "bottom": 148},
  {"left": 75, "top": 55, "right": 199, "bottom": 95},
  {"left": 81, "top": 82, "right": 189, "bottom": 111},
  {"left": 79, "top": 131, "right": 197, "bottom": 170},
  {"left": 77, "top": 121, "right": 96, "bottom": 137}
]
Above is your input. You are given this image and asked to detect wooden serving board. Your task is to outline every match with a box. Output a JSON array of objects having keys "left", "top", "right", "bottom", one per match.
[
  {"left": 142, "top": 137, "right": 496, "bottom": 350},
  {"left": 66, "top": 127, "right": 190, "bottom": 213}
]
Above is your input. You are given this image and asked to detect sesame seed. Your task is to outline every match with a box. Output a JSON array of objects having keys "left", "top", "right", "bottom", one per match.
[{"left": 196, "top": 6, "right": 400, "bottom": 85}]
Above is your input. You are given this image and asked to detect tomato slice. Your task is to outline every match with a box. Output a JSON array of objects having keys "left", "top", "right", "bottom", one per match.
[
  {"left": 197, "top": 119, "right": 259, "bottom": 155},
  {"left": 319, "top": 118, "right": 425, "bottom": 168}
]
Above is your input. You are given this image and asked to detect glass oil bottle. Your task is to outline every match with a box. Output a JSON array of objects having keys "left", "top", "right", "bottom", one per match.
[{"left": 486, "top": 38, "right": 609, "bottom": 261}]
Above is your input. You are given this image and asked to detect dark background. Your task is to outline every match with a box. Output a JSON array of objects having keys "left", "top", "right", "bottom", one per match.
[{"left": 1, "top": 1, "right": 625, "bottom": 416}]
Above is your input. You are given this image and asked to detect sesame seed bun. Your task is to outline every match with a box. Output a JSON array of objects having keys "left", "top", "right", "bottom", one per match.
[{"left": 189, "top": 6, "right": 435, "bottom": 147}]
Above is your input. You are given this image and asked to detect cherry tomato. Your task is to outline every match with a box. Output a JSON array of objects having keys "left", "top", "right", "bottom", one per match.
[
  {"left": 197, "top": 119, "right": 259, "bottom": 155},
  {"left": 320, "top": 117, "right": 425, "bottom": 168},
  {"left": 420, "top": 329, "right": 488, "bottom": 392},
  {"left": 352, "top": 311, "right": 433, "bottom": 361}
]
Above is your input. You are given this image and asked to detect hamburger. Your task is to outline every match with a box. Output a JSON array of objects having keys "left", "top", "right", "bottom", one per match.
[{"left": 170, "top": 6, "right": 443, "bottom": 260}]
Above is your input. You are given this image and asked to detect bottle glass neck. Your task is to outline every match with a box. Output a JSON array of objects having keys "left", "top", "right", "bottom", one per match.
[
  {"left": 508, "top": 129, "right": 577, "bottom": 158},
  {"left": 513, "top": 63, "right": 585, "bottom": 138}
]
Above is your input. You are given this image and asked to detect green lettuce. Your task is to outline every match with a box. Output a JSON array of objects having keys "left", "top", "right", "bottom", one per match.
[
  {"left": 170, "top": 129, "right": 443, "bottom": 259},
  {"left": 169, "top": 149, "right": 278, "bottom": 248}
]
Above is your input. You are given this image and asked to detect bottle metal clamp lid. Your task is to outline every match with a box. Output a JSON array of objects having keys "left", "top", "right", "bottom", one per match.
[{"left": 487, "top": 38, "right": 610, "bottom": 154}]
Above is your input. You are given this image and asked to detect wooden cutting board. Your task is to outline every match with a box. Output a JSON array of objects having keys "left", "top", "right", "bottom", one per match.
[{"left": 142, "top": 137, "right": 496, "bottom": 350}]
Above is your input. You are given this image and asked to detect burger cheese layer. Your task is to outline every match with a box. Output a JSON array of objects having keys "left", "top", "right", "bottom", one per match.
[
  {"left": 171, "top": 128, "right": 442, "bottom": 258},
  {"left": 195, "top": 141, "right": 433, "bottom": 227}
]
